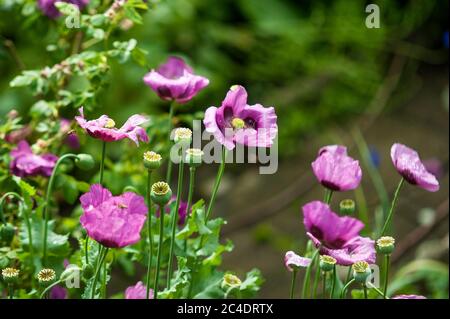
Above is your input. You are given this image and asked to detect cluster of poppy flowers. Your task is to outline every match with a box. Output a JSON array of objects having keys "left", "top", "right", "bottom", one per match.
[{"left": 284, "top": 143, "right": 439, "bottom": 299}]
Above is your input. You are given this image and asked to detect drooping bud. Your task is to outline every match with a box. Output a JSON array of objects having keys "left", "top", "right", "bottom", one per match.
[
  {"left": 143, "top": 151, "right": 162, "bottom": 170},
  {"left": 221, "top": 273, "right": 242, "bottom": 290},
  {"left": 2, "top": 267, "right": 19, "bottom": 284},
  {"left": 352, "top": 261, "right": 371, "bottom": 284},
  {"left": 319, "top": 255, "right": 337, "bottom": 272},
  {"left": 150, "top": 182, "right": 172, "bottom": 206},
  {"left": 339, "top": 199, "right": 355, "bottom": 215},
  {"left": 185, "top": 148, "right": 203, "bottom": 168},
  {"left": 376, "top": 236, "right": 395, "bottom": 255},
  {"left": 82, "top": 264, "right": 94, "bottom": 280},
  {"left": 75, "top": 154, "right": 95, "bottom": 170}
]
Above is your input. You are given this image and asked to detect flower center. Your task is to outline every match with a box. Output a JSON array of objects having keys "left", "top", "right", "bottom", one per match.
[
  {"left": 231, "top": 117, "right": 245, "bottom": 130},
  {"left": 2, "top": 267, "right": 19, "bottom": 278},
  {"left": 37, "top": 268, "right": 56, "bottom": 282},
  {"left": 104, "top": 119, "right": 116, "bottom": 129},
  {"left": 118, "top": 203, "right": 128, "bottom": 209}
]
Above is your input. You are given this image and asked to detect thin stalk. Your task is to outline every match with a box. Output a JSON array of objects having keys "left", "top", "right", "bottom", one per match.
[
  {"left": 302, "top": 248, "right": 320, "bottom": 299},
  {"left": 183, "top": 166, "right": 196, "bottom": 252},
  {"left": 39, "top": 280, "right": 61, "bottom": 299},
  {"left": 42, "top": 154, "right": 77, "bottom": 266},
  {"left": 167, "top": 159, "right": 184, "bottom": 288},
  {"left": 145, "top": 170, "right": 154, "bottom": 299},
  {"left": 383, "top": 254, "right": 390, "bottom": 297},
  {"left": 322, "top": 272, "right": 327, "bottom": 299},
  {"left": 330, "top": 265, "right": 336, "bottom": 299},
  {"left": 367, "top": 282, "right": 388, "bottom": 299},
  {"left": 380, "top": 178, "right": 405, "bottom": 236},
  {"left": 340, "top": 278, "right": 355, "bottom": 299},
  {"left": 324, "top": 189, "right": 333, "bottom": 205},
  {"left": 8, "top": 285, "right": 14, "bottom": 299},
  {"left": 312, "top": 259, "right": 321, "bottom": 298},
  {"left": 166, "top": 102, "right": 176, "bottom": 183},
  {"left": 153, "top": 204, "right": 165, "bottom": 299},
  {"left": 290, "top": 270, "right": 298, "bottom": 299},
  {"left": 90, "top": 246, "right": 108, "bottom": 299},
  {"left": 205, "top": 147, "right": 226, "bottom": 221},
  {"left": 363, "top": 284, "right": 368, "bottom": 299}
]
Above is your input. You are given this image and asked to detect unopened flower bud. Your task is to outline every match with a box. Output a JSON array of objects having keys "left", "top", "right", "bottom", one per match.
[
  {"left": 82, "top": 264, "right": 94, "bottom": 280},
  {"left": 0, "top": 223, "right": 15, "bottom": 245},
  {"left": 75, "top": 154, "right": 95, "bottom": 170},
  {"left": 376, "top": 236, "right": 395, "bottom": 255},
  {"left": 185, "top": 148, "right": 203, "bottom": 167},
  {"left": 37, "top": 268, "right": 56, "bottom": 286},
  {"left": 60, "top": 265, "right": 80, "bottom": 282},
  {"left": 150, "top": 182, "right": 172, "bottom": 206},
  {"left": 221, "top": 273, "right": 242, "bottom": 290},
  {"left": 352, "top": 261, "right": 371, "bottom": 284},
  {"left": 339, "top": 199, "right": 355, "bottom": 215},
  {"left": 319, "top": 255, "right": 336, "bottom": 272},
  {"left": 143, "top": 151, "right": 162, "bottom": 170},
  {"left": 2, "top": 267, "right": 19, "bottom": 284},
  {"left": 173, "top": 128, "right": 192, "bottom": 146}
]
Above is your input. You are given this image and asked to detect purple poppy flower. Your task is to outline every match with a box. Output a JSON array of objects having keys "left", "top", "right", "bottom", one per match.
[
  {"left": 75, "top": 107, "right": 149, "bottom": 146},
  {"left": 50, "top": 285, "right": 67, "bottom": 299},
  {"left": 203, "top": 85, "right": 278, "bottom": 150},
  {"left": 80, "top": 184, "right": 148, "bottom": 248},
  {"left": 155, "top": 195, "right": 189, "bottom": 226},
  {"left": 311, "top": 145, "right": 362, "bottom": 191},
  {"left": 143, "top": 56, "right": 209, "bottom": 104},
  {"left": 38, "top": 0, "right": 90, "bottom": 19},
  {"left": 390, "top": 143, "right": 439, "bottom": 192},
  {"left": 284, "top": 251, "right": 311, "bottom": 272},
  {"left": 60, "top": 118, "right": 80, "bottom": 149},
  {"left": 125, "top": 281, "right": 153, "bottom": 299},
  {"left": 392, "top": 295, "right": 427, "bottom": 299},
  {"left": 302, "top": 201, "right": 375, "bottom": 266},
  {"left": 9, "top": 140, "right": 58, "bottom": 178}
]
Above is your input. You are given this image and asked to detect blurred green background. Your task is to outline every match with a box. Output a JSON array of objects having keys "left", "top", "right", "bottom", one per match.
[{"left": 1, "top": 0, "right": 448, "bottom": 298}]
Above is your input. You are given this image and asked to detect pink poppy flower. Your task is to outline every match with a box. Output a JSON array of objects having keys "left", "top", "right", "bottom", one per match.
[
  {"left": 391, "top": 295, "right": 427, "bottom": 299},
  {"left": 284, "top": 251, "right": 311, "bottom": 272},
  {"left": 391, "top": 143, "right": 439, "bottom": 192},
  {"left": 80, "top": 184, "right": 148, "bottom": 248},
  {"left": 302, "top": 201, "right": 375, "bottom": 266},
  {"left": 312, "top": 145, "right": 362, "bottom": 191},
  {"left": 38, "top": 0, "right": 89, "bottom": 19},
  {"left": 143, "top": 56, "right": 209, "bottom": 104},
  {"left": 155, "top": 195, "right": 189, "bottom": 226},
  {"left": 203, "top": 85, "right": 278, "bottom": 150},
  {"left": 125, "top": 281, "right": 153, "bottom": 299},
  {"left": 75, "top": 107, "right": 149, "bottom": 146},
  {"left": 9, "top": 140, "right": 58, "bottom": 177}
]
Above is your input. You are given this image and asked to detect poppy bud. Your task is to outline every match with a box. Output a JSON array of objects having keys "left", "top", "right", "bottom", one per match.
[
  {"left": 60, "top": 265, "right": 80, "bottom": 282},
  {"left": 82, "top": 264, "right": 94, "bottom": 280},
  {"left": 143, "top": 151, "right": 162, "bottom": 170},
  {"left": 185, "top": 148, "right": 203, "bottom": 168},
  {"left": 221, "top": 273, "right": 242, "bottom": 290},
  {"left": 339, "top": 199, "right": 355, "bottom": 215},
  {"left": 75, "top": 154, "right": 95, "bottom": 170},
  {"left": 173, "top": 128, "right": 192, "bottom": 146},
  {"left": 376, "top": 236, "right": 395, "bottom": 255},
  {"left": 150, "top": 182, "right": 172, "bottom": 206}
]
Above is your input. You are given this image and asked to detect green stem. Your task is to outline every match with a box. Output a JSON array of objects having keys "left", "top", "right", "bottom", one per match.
[
  {"left": 363, "top": 284, "right": 368, "bottom": 299},
  {"left": 91, "top": 246, "right": 108, "bottom": 299},
  {"left": 166, "top": 102, "right": 176, "bottom": 184},
  {"left": 289, "top": 269, "right": 297, "bottom": 299},
  {"left": 302, "top": 248, "right": 320, "bottom": 299},
  {"left": 145, "top": 170, "right": 154, "bottom": 299},
  {"left": 40, "top": 280, "right": 61, "bottom": 299},
  {"left": 8, "top": 284, "right": 14, "bottom": 299},
  {"left": 99, "top": 141, "right": 107, "bottom": 185},
  {"left": 340, "top": 278, "right": 355, "bottom": 299},
  {"left": 322, "top": 272, "right": 327, "bottom": 299},
  {"left": 330, "top": 265, "right": 336, "bottom": 299},
  {"left": 312, "top": 259, "right": 321, "bottom": 298},
  {"left": 367, "top": 282, "right": 388, "bottom": 299},
  {"left": 0, "top": 192, "right": 21, "bottom": 224},
  {"left": 383, "top": 254, "right": 390, "bottom": 297},
  {"left": 42, "top": 154, "right": 78, "bottom": 266},
  {"left": 167, "top": 159, "right": 184, "bottom": 288},
  {"left": 184, "top": 167, "right": 196, "bottom": 252},
  {"left": 324, "top": 189, "right": 333, "bottom": 205},
  {"left": 153, "top": 204, "right": 165, "bottom": 299},
  {"left": 205, "top": 147, "right": 226, "bottom": 221},
  {"left": 380, "top": 178, "right": 405, "bottom": 236}
]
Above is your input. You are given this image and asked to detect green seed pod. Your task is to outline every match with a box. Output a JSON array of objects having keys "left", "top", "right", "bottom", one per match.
[
  {"left": 143, "top": 151, "right": 162, "bottom": 170},
  {"left": 339, "top": 199, "right": 356, "bottom": 215},
  {"left": 352, "top": 261, "right": 371, "bottom": 284},
  {"left": 75, "top": 154, "right": 95, "bottom": 170},
  {"left": 221, "top": 273, "right": 242, "bottom": 290},
  {"left": 0, "top": 223, "right": 15, "bottom": 244},
  {"left": 37, "top": 268, "right": 56, "bottom": 286},
  {"left": 376, "top": 236, "right": 395, "bottom": 255},
  {"left": 2, "top": 267, "right": 19, "bottom": 284},
  {"left": 173, "top": 128, "right": 192, "bottom": 146},
  {"left": 150, "top": 182, "right": 172, "bottom": 206},
  {"left": 185, "top": 148, "right": 203, "bottom": 168},
  {"left": 319, "top": 255, "right": 336, "bottom": 272}
]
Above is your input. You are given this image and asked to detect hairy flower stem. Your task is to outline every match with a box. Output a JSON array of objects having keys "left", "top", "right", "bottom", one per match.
[
  {"left": 42, "top": 153, "right": 78, "bottom": 266},
  {"left": 340, "top": 278, "right": 355, "bottom": 299},
  {"left": 289, "top": 269, "right": 298, "bottom": 299},
  {"left": 40, "top": 280, "right": 61, "bottom": 299},
  {"left": 183, "top": 167, "right": 196, "bottom": 252},
  {"left": 302, "top": 248, "right": 319, "bottom": 298},
  {"left": 363, "top": 284, "right": 368, "bottom": 299},
  {"left": 1, "top": 193, "right": 33, "bottom": 266},
  {"left": 91, "top": 246, "right": 108, "bottom": 299},
  {"left": 154, "top": 204, "right": 165, "bottom": 299},
  {"left": 380, "top": 178, "right": 405, "bottom": 236},
  {"left": 167, "top": 159, "right": 184, "bottom": 288},
  {"left": 145, "top": 170, "right": 154, "bottom": 299},
  {"left": 322, "top": 272, "right": 327, "bottom": 299},
  {"left": 312, "top": 258, "right": 321, "bottom": 298},
  {"left": 383, "top": 254, "right": 390, "bottom": 297},
  {"left": 324, "top": 189, "right": 333, "bottom": 205},
  {"left": 330, "top": 265, "right": 336, "bottom": 298},
  {"left": 205, "top": 147, "right": 226, "bottom": 221},
  {"left": 8, "top": 284, "right": 14, "bottom": 299},
  {"left": 166, "top": 102, "right": 176, "bottom": 184}
]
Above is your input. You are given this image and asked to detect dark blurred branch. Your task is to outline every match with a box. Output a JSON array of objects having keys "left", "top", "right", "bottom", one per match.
[
  {"left": 391, "top": 199, "right": 449, "bottom": 264},
  {"left": 2, "top": 38, "right": 25, "bottom": 70}
]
